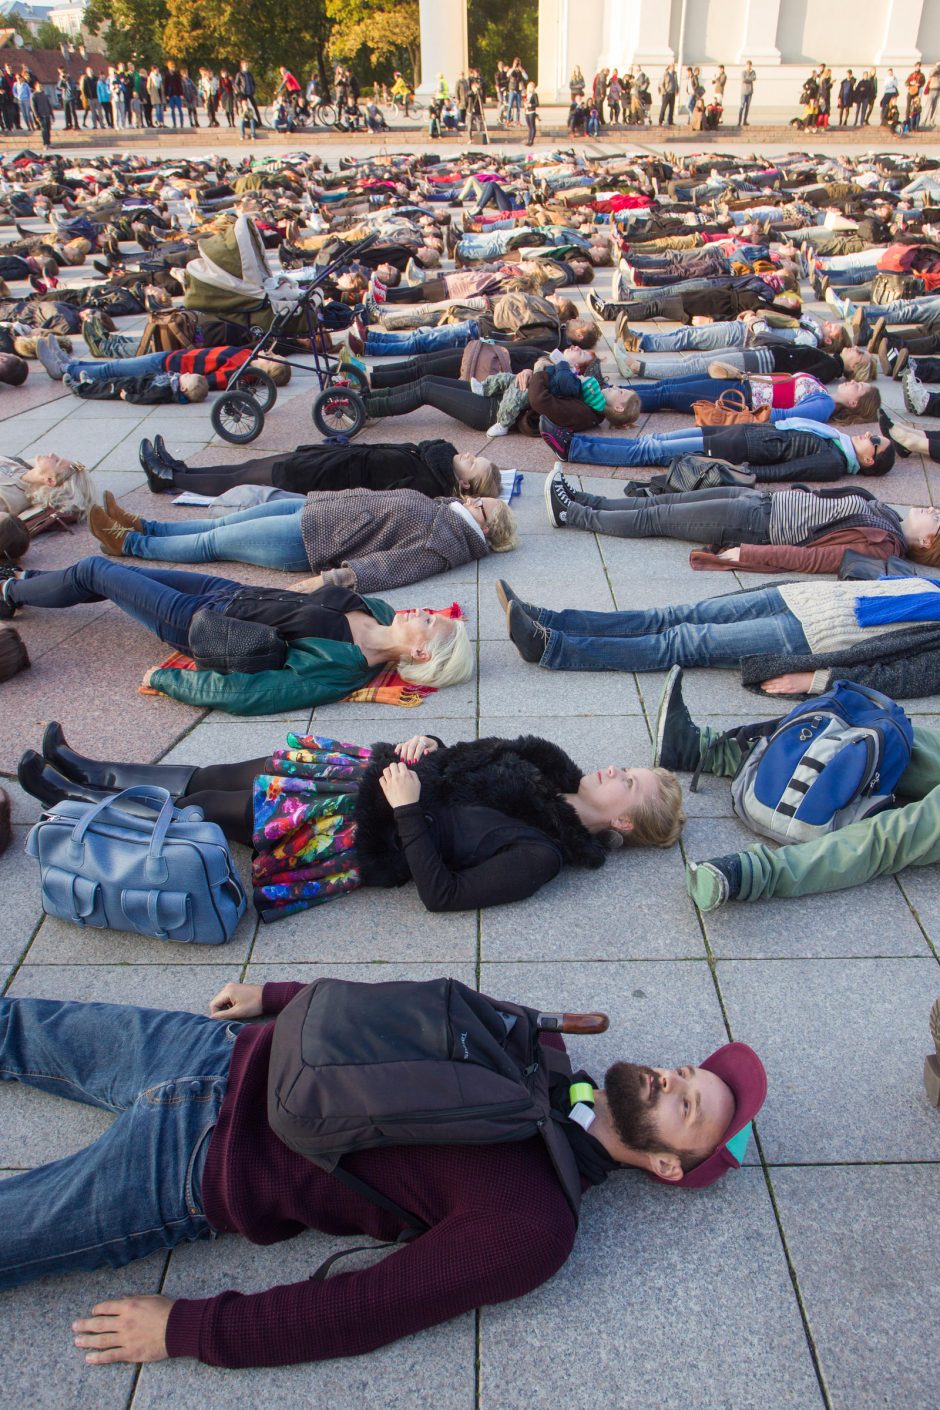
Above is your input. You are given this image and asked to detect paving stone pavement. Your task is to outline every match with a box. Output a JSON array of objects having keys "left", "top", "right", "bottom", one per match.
[{"left": 1, "top": 140, "right": 939, "bottom": 1410}]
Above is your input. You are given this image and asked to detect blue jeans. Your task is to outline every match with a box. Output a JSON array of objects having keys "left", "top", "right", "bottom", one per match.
[
  {"left": 64, "top": 350, "right": 169, "bottom": 383},
  {"left": 826, "top": 266, "right": 877, "bottom": 286},
  {"left": 456, "top": 231, "right": 517, "bottom": 259},
  {"left": 125, "top": 498, "right": 310, "bottom": 570},
  {"left": 0, "top": 997, "right": 238, "bottom": 1289},
  {"left": 365, "top": 320, "right": 479, "bottom": 357},
  {"left": 638, "top": 322, "right": 747, "bottom": 353},
  {"left": 635, "top": 375, "right": 744, "bottom": 414},
  {"left": 167, "top": 94, "right": 184, "bottom": 127},
  {"left": 533, "top": 586, "right": 809, "bottom": 672},
  {"left": 507, "top": 90, "right": 522, "bottom": 122},
  {"left": 9, "top": 559, "right": 242, "bottom": 652},
  {"left": 869, "top": 297, "right": 940, "bottom": 330},
  {"left": 568, "top": 426, "right": 705, "bottom": 466}
]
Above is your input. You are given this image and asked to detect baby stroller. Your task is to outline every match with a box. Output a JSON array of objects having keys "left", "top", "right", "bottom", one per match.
[{"left": 184, "top": 216, "right": 374, "bottom": 444}]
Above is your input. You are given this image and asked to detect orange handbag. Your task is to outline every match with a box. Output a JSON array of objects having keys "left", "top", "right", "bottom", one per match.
[{"left": 691, "top": 388, "right": 772, "bottom": 427}]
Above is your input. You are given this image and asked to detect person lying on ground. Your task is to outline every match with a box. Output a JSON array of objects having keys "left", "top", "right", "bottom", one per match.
[
  {"left": 654, "top": 665, "right": 940, "bottom": 912},
  {"left": 615, "top": 308, "right": 851, "bottom": 358},
  {"left": 87, "top": 487, "right": 518, "bottom": 593},
  {"left": 621, "top": 369, "right": 880, "bottom": 426},
  {"left": 0, "top": 968, "right": 762, "bottom": 1367},
  {"left": 542, "top": 466, "right": 938, "bottom": 572},
  {"left": 539, "top": 414, "right": 895, "bottom": 480},
  {"left": 1, "top": 554, "right": 472, "bottom": 714},
  {"left": 138, "top": 435, "right": 502, "bottom": 500},
  {"left": 496, "top": 569, "right": 940, "bottom": 699},
  {"left": 365, "top": 362, "right": 638, "bottom": 439},
  {"left": 22, "top": 726, "right": 686, "bottom": 919},
  {"left": 614, "top": 342, "right": 878, "bottom": 385},
  {"left": 33, "top": 339, "right": 280, "bottom": 406}
]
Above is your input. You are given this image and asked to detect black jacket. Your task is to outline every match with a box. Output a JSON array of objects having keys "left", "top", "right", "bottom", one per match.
[
  {"left": 353, "top": 736, "right": 607, "bottom": 911},
  {"left": 702, "top": 424, "right": 854, "bottom": 482},
  {"left": 271, "top": 439, "right": 458, "bottom": 497}
]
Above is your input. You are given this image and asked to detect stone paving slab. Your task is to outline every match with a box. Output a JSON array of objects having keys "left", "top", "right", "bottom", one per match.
[
  {"left": 717, "top": 958, "right": 940, "bottom": 1161},
  {"left": 770, "top": 1165, "right": 940, "bottom": 1410}
]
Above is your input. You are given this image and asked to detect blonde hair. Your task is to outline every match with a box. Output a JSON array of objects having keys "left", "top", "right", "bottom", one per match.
[
  {"left": 464, "top": 458, "right": 501, "bottom": 497},
  {"left": 604, "top": 768, "right": 686, "bottom": 849},
  {"left": 180, "top": 373, "right": 209, "bottom": 402},
  {"left": 485, "top": 499, "right": 519, "bottom": 553},
  {"left": 398, "top": 618, "right": 473, "bottom": 687},
  {"left": 27, "top": 460, "right": 99, "bottom": 517},
  {"left": 849, "top": 349, "right": 878, "bottom": 383},
  {"left": 831, "top": 385, "right": 881, "bottom": 424},
  {"left": 604, "top": 388, "right": 640, "bottom": 427}
]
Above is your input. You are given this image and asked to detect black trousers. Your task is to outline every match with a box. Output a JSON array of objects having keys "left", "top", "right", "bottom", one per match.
[
  {"left": 370, "top": 342, "right": 547, "bottom": 388},
  {"left": 367, "top": 376, "right": 499, "bottom": 431}
]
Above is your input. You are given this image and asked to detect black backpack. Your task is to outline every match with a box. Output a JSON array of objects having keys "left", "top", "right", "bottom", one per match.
[{"left": 268, "top": 977, "right": 606, "bottom": 1263}]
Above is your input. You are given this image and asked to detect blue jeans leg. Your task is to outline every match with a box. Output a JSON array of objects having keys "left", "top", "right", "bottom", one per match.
[
  {"left": 568, "top": 428, "right": 705, "bottom": 466},
  {"left": 365, "top": 320, "right": 479, "bottom": 356},
  {"left": 0, "top": 998, "right": 241, "bottom": 1288},
  {"left": 534, "top": 586, "right": 810, "bottom": 671},
  {"left": 62, "top": 351, "right": 169, "bottom": 383},
  {"left": 639, "top": 322, "right": 746, "bottom": 353},
  {"left": 10, "top": 560, "right": 240, "bottom": 651},
  {"left": 125, "top": 501, "right": 309, "bottom": 569},
  {"left": 635, "top": 376, "right": 741, "bottom": 413}
]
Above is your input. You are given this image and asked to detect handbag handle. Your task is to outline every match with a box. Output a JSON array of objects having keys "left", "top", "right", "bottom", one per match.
[
  {"left": 68, "top": 786, "right": 178, "bottom": 884},
  {"left": 716, "top": 388, "right": 748, "bottom": 412}
]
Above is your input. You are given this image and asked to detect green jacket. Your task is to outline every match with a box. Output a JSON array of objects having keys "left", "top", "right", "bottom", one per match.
[{"left": 150, "top": 595, "right": 395, "bottom": 716}]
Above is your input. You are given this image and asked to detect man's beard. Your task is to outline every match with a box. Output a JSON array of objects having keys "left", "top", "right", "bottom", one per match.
[{"left": 604, "top": 1061, "right": 663, "bottom": 1152}]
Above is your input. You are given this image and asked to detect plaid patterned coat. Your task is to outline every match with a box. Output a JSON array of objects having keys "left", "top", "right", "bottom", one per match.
[{"left": 300, "top": 487, "right": 489, "bottom": 593}]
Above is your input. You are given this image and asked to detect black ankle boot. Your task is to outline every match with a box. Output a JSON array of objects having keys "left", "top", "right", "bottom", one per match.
[
  {"left": 41, "top": 722, "right": 197, "bottom": 796},
  {"left": 18, "top": 750, "right": 120, "bottom": 809}
]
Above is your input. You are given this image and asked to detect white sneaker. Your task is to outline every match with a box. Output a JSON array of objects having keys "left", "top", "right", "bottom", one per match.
[{"left": 903, "top": 368, "right": 930, "bottom": 415}]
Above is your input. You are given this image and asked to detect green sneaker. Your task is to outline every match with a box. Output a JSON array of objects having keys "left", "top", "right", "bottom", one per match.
[{"left": 686, "top": 855, "right": 742, "bottom": 912}]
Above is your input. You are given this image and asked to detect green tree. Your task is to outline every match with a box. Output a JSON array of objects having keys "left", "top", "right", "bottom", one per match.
[
  {"left": 34, "top": 19, "right": 70, "bottom": 49},
  {"left": 84, "top": 0, "right": 169, "bottom": 65},
  {"left": 468, "top": 0, "right": 537, "bottom": 90},
  {"left": 326, "top": 0, "right": 419, "bottom": 88},
  {"left": 160, "top": 0, "right": 333, "bottom": 95}
]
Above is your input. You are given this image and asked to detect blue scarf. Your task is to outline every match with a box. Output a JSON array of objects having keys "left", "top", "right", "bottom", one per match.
[{"left": 854, "top": 578, "right": 940, "bottom": 627}]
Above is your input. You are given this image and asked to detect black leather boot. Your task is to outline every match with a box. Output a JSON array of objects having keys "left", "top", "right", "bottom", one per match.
[
  {"left": 41, "top": 722, "right": 197, "bottom": 796},
  {"left": 18, "top": 751, "right": 121, "bottom": 809}
]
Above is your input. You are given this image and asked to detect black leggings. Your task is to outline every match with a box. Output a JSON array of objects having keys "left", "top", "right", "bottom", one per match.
[
  {"left": 367, "top": 376, "right": 499, "bottom": 431},
  {"left": 370, "top": 342, "right": 547, "bottom": 388},
  {"left": 181, "top": 756, "right": 265, "bottom": 847},
  {"left": 168, "top": 453, "right": 285, "bottom": 498}
]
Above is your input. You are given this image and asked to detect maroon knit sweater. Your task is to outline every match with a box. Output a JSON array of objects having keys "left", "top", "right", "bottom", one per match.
[{"left": 164, "top": 982, "right": 579, "bottom": 1368}]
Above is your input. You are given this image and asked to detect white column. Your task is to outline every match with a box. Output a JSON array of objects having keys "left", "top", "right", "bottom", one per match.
[
  {"left": 598, "top": 0, "right": 632, "bottom": 71},
  {"left": 629, "top": 0, "right": 675, "bottom": 68},
  {"left": 736, "top": 0, "right": 782, "bottom": 64},
  {"left": 417, "top": 0, "right": 468, "bottom": 97},
  {"left": 876, "top": 0, "right": 924, "bottom": 65},
  {"left": 538, "top": 0, "right": 569, "bottom": 104}
]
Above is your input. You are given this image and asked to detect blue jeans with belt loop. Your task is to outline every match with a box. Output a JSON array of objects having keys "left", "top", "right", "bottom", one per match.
[{"left": 0, "top": 998, "right": 239, "bottom": 1289}]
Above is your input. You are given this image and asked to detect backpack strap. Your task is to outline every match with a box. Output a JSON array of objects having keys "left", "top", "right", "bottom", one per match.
[
  {"left": 690, "top": 717, "right": 781, "bottom": 793},
  {"left": 309, "top": 1160, "right": 428, "bottom": 1282}
]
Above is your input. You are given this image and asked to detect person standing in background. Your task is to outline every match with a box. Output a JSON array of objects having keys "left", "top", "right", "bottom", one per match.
[
  {"left": 524, "top": 79, "right": 539, "bottom": 145},
  {"left": 658, "top": 63, "right": 678, "bottom": 125},
  {"left": 738, "top": 60, "right": 756, "bottom": 126},
  {"left": 924, "top": 63, "right": 940, "bottom": 127}
]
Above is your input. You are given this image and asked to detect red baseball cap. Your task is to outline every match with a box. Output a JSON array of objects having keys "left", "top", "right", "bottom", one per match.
[{"left": 652, "top": 1041, "right": 768, "bottom": 1190}]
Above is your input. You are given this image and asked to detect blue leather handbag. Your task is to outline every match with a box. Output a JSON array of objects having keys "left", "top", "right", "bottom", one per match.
[{"left": 25, "top": 786, "right": 247, "bottom": 944}]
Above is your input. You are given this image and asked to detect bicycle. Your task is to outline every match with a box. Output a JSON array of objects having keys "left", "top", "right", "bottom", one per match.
[{"left": 391, "top": 91, "right": 426, "bottom": 118}]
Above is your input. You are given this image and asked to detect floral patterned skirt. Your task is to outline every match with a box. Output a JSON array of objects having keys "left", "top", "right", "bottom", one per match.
[{"left": 251, "top": 734, "right": 372, "bottom": 921}]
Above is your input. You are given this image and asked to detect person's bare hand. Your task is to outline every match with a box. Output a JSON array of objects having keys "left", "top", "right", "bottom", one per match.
[
  {"left": 72, "top": 1295, "right": 172, "bottom": 1365},
  {"left": 379, "top": 760, "right": 422, "bottom": 808},
  {"left": 292, "top": 574, "right": 324, "bottom": 593},
  {"left": 141, "top": 667, "right": 158, "bottom": 687},
  {"left": 717, "top": 546, "right": 741, "bottom": 562},
  {"left": 394, "top": 734, "right": 439, "bottom": 763},
  {"left": 209, "top": 982, "right": 264, "bottom": 1019},
  {"left": 760, "top": 672, "right": 814, "bottom": 695},
  {"left": 514, "top": 369, "right": 532, "bottom": 389}
]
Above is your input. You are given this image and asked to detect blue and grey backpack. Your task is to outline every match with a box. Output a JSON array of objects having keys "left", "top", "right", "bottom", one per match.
[{"left": 728, "top": 680, "right": 913, "bottom": 844}]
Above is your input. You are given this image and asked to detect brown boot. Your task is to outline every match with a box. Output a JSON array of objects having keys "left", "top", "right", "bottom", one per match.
[
  {"left": 88, "top": 505, "right": 130, "bottom": 556},
  {"left": 615, "top": 316, "right": 643, "bottom": 353},
  {"left": 103, "top": 491, "right": 143, "bottom": 531}
]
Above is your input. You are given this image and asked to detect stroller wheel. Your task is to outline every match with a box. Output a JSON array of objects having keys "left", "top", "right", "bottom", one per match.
[
  {"left": 231, "top": 366, "right": 278, "bottom": 413},
  {"left": 212, "top": 391, "right": 264, "bottom": 445},
  {"left": 313, "top": 386, "right": 366, "bottom": 438}
]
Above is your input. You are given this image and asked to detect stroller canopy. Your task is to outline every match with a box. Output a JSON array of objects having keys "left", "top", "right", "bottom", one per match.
[{"left": 184, "top": 214, "right": 273, "bottom": 314}]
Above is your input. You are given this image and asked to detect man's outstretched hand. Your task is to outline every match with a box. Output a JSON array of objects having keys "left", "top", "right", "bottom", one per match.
[{"left": 73, "top": 1294, "right": 173, "bottom": 1365}]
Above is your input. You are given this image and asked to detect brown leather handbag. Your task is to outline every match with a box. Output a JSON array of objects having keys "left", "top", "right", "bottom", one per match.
[{"left": 691, "top": 388, "right": 772, "bottom": 427}]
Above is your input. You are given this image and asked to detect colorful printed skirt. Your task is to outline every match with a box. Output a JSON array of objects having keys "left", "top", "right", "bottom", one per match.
[{"left": 251, "top": 734, "right": 372, "bottom": 921}]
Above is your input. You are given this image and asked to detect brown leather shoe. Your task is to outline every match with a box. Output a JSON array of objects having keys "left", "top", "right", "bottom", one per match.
[
  {"left": 88, "top": 505, "right": 130, "bottom": 556},
  {"left": 103, "top": 491, "right": 143, "bottom": 532}
]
